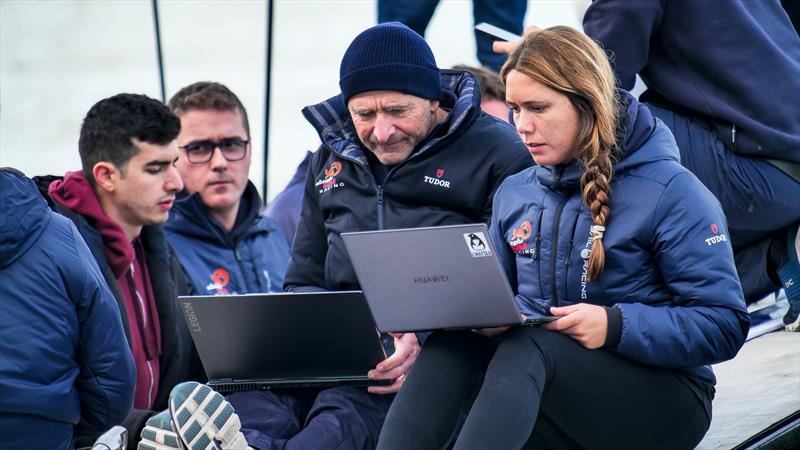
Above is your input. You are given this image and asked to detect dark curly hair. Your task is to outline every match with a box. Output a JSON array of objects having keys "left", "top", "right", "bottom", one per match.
[{"left": 78, "top": 93, "right": 180, "bottom": 184}]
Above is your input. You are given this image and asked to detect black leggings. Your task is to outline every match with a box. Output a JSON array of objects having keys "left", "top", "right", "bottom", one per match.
[{"left": 378, "top": 327, "right": 710, "bottom": 450}]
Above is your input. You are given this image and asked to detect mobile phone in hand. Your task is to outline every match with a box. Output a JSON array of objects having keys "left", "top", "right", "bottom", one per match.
[{"left": 474, "top": 22, "right": 521, "bottom": 42}]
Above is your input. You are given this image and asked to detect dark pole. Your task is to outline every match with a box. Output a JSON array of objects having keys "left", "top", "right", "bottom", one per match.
[
  {"left": 262, "top": 0, "right": 274, "bottom": 203},
  {"left": 151, "top": 0, "right": 167, "bottom": 102}
]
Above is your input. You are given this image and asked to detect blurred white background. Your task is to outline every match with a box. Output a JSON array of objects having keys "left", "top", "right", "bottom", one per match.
[{"left": 0, "top": 0, "right": 589, "bottom": 201}]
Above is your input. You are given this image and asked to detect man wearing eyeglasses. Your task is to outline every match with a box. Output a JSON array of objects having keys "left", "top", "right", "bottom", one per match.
[{"left": 163, "top": 82, "right": 290, "bottom": 297}]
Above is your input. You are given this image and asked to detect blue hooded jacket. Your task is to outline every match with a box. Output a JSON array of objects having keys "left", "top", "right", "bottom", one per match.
[
  {"left": 0, "top": 168, "right": 135, "bottom": 449},
  {"left": 165, "top": 181, "right": 290, "bottom": 295},
  {"left": 489, "top": 94, "right": 749, "bottom": 392}
]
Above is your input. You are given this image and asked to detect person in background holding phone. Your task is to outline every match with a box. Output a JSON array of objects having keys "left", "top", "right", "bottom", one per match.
[
  {"left": 497, "top": 0, "right": 800, "bottom": 331},
  {"left": 378, "top": 0, "right": 526, "bottom": 72},
  {"left": 377, "top": 27, "right": 749, "bottom": 450}
]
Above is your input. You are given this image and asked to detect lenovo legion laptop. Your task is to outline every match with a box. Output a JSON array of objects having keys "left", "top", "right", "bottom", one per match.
[{"left": 178, "top": 291, "right": 390, "bottom": 392}]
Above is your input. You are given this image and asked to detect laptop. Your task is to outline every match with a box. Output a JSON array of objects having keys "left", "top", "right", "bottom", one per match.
[
  {"left": 341, "top": 223, "right": 556, "bottom": 332},
  {"left": 177, "top": 290, "right": 391, "bottom": 393}
]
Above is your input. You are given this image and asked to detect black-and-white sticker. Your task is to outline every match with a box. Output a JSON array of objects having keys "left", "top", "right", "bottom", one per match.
[{"left": 463, "top": 232, "right": 492, "bottom": 257}]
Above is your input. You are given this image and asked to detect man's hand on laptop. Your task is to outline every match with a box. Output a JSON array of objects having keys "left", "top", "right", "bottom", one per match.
[{"left": 367, "top": 332, "right": 420, "bottom": 394}]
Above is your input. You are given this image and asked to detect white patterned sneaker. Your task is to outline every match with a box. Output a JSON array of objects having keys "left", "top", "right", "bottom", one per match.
[
  {"left": 138, "top": 410, "right": 182, "bottom": 450},
  {"left": 168, "top": 382, "right": 251, "bottom": 450}
]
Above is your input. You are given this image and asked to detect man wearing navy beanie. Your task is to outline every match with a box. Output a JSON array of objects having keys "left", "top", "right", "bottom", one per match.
[
  {"left": 235, "top": 22, "right": 529, "bottom": 450},
  {"left": 161, "top": 23, "right": 530, "bottom": 450}
]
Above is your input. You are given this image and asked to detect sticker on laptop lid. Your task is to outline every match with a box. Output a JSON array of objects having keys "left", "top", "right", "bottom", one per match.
[{"left": 463, "top": 232, "right": 492, "bottom": 257}]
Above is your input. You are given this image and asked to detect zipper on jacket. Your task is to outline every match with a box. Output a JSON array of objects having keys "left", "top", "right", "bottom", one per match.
[
  {"left": 550, "top": 200, "right": 567, "bottom": 306},
  {"left": 233, "top": 245, "right": 251, "bottom": 293},
  {"left": 549, "top": 165, "right": 566, "bottom": 306},
  {"left": 533, "top": 208, "right": 543, "bottom": 261},
  {"left": 564, "top": 211, "right": 580, "bottom": 267},
  {"left": 376, "top": 186, "right": 385, "bottom": 230}
]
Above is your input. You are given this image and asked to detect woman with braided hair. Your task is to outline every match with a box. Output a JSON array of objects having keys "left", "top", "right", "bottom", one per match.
[{"left": 377, "top": 26, "right": 749, "bottom": 450}]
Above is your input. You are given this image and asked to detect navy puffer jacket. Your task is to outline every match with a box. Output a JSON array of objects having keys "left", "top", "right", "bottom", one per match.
[
  {"left": 166, "top": 182, "right": 290, "bottom": 295},
  {"left": 0, "top": 168, "right": 134, "bottom": 449},
  {"left": 489, "top": 93, "right": 749, "bottom": 386}
]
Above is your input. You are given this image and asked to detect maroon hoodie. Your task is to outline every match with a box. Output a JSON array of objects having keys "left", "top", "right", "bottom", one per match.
[{"left": 49, "top": 171, "right": 161, "bottom": 410}]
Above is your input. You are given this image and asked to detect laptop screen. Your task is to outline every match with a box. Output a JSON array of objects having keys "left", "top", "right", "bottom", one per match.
[{"left": 178, "top": 291, "right": 386, "bottom": 383}]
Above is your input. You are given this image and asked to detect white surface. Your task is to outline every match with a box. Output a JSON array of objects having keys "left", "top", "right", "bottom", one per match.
[
  {"left": 697, "top": 331, "right": 800, "bottom": 449},
  {"left": 0, "top": 0, "right": 589, "bottom": 201}
]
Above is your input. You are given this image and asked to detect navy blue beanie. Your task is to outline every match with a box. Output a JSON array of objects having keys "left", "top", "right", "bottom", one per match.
[{"left": 339, "top": 22, "right": 442, "bottom": 104}]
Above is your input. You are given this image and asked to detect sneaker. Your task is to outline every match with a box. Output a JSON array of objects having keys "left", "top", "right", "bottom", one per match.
[
  {"left": 138, "top": 410, "right": 182, "bottom": 450},
  {"left": 779, "top": 225, "right": 800, "bottom": 332},
  {"left": 168, "top": 382, "right": 251, "bottom": 450}
]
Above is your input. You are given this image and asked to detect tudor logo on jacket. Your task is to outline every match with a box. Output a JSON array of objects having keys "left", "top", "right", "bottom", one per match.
[
  {"left": 423, "top": 167, "right": 452, "bottom": 188},
  {"left": 705, "top": 223, "right": 728, "bottom": 246}
]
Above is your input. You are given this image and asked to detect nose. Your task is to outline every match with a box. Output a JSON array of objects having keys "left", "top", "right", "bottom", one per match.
[
  {"left": 515, "top": 110, "right": 535, "bottom": 135},
  {"left": 166, "top": 165, "right": 184, "bottom": 193},
  {"left": 209, "top": 145, "right": 229, "bottom": 170},
  {"left": 372, "top": 114, "right": 396, "bottom": 144}
]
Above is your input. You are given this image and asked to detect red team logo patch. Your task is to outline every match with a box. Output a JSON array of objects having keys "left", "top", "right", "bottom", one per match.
[
  {"left": 711, "top": 223, "right": 719, "bottom": 234},
  {"left": 508, "top": 220, "right": 532, "bottom": 253},
  {"left": 325, "top": 161, "right": 342, "bottom": 178},
  {"left": 316, "top": 161, "right": 345, "bottom": 193},
  {"left": 207, "top": 268, "right": 230, "bottom": 294},
  {"left": 436, "top": 168, "right": 445, "bottom": 178}
]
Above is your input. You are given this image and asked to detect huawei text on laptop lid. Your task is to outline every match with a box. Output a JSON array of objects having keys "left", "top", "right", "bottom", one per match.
[
  {"left": 341, "top": 224, "right": 555, "bottom": 332},
  {"left": 178, "top": 291, "right": 390, "bottom": 392}
]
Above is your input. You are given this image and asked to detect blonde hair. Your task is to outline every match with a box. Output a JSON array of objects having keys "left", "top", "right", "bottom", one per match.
[{"left": 501, "top": 26, "right": 619, "bottom": 281}]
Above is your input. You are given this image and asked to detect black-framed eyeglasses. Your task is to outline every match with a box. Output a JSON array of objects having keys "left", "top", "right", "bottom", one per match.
[{"left": 179, "top": 139, "right": 250, "bottom": 164}]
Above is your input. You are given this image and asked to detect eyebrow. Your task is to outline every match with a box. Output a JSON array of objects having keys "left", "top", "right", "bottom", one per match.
[
  {"left": 145, "top": 157, "right": 177, "bottom": 168},
  {"left": 350, "top": 106, "right": 374, "bottom": 115}
]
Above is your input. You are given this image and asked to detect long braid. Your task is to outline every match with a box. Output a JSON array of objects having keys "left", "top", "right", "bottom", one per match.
[{"left": 581, "top": 149, "right": 613, "bottom": 282}]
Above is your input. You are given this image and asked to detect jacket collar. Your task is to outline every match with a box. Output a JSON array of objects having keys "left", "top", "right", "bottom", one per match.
[
  {"left": 48, "top": 171, "right": 134, "bottom": 278},
  {"left": 168, "top": 181, "right": 264, "bottom": 247}
]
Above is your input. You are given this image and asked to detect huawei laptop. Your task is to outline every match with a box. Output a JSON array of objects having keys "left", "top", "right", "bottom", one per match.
[
  {"left": 341, "top": 223, "right": 556, "bottom": 332},
  {"left": 177, "top": 291, "right": 390, "bottom": 392}
]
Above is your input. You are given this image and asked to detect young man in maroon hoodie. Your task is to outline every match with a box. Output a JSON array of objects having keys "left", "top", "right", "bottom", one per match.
[{"left": 35, "top": 93, "right": 200, "bottom": 448}]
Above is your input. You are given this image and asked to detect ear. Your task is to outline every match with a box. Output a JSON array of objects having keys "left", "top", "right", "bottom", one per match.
[
  {"left": 430, "top": 100, "right": 440, "bottom": 112},
  {"left": 92, "top": 162, "right": 119, "bottom": 193}
]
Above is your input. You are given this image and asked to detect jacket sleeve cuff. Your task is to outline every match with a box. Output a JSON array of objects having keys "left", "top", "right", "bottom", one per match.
[{"left": 603, "top": 306, "right": 622, "bottom": 348}]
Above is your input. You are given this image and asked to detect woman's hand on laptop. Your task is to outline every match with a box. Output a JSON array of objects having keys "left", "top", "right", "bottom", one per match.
[
  {"left": 542, "top": 304, "right": 608, "bottom": 349},
  {"left": 367, "top": 332, "right": 421, "bottom": 394}
]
